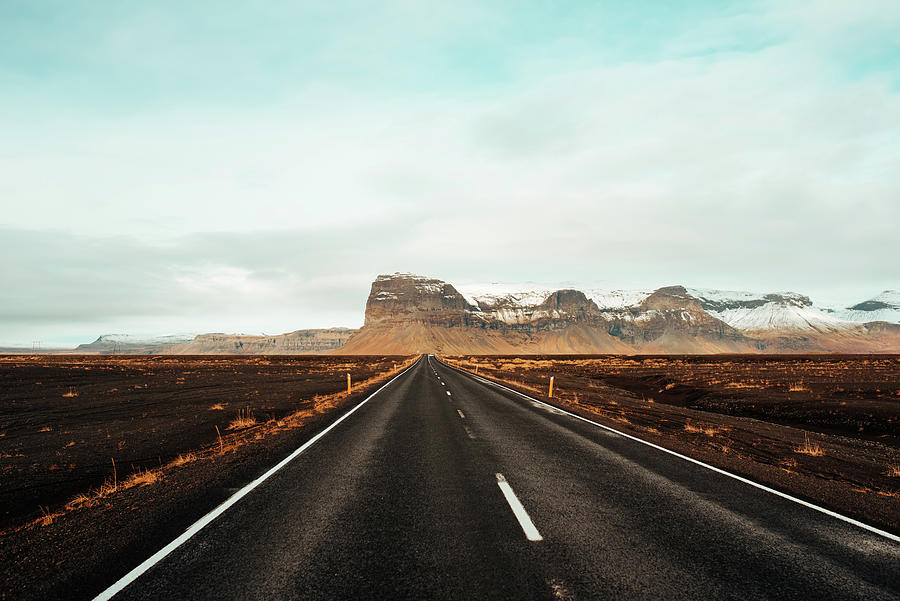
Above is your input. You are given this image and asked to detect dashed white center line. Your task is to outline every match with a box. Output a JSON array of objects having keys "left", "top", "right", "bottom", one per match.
[
  {"left": 496, "top": 473, "right": 543, "bottom": 541},
  {"left": 457, "top": 409, "right": 465, "bottom": 419},
  {"left": 446, "top": 391, "right": 452, "bottom": 396}
]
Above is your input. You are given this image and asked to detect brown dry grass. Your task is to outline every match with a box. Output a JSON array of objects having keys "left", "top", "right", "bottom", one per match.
[
  {"left": 684, "top": 423, "right": 722, "bottom": 436},
  {"left": 38, "top": 506, "right": 55, "bottom": 527},
  {"left": 209, "top": 403, "right": 225, "bottom": 411},
  {"left": 885, "top": 465, "right": 900, "bottom": 478},
  {"left": 123, "top": 467, "right": 159, "bottom": 488},
  {"left": 227, "top": 407, "right": 257, "bottom": 430},
  {"left": 723, "top": 381, "right": 766, "bottom": 389},
  {"left": 795, "top": 433, "right": 824, "bottom": 456},
  {"left": 169, "top": 453, "right": 197, "bottom": 467},
  {"left": 62, "top": 387, "right": 78, "bottom": 398}
]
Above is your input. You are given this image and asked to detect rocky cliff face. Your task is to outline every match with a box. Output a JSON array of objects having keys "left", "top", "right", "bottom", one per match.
[
  {"left": 364, "top": 274, "right": 475, "bottom": 327},
  {"left": 609, "top": 286, "right": 749, "bottom": 351},
  {"left": 338, "top": 274, "right": 900, "bottom": 354}
]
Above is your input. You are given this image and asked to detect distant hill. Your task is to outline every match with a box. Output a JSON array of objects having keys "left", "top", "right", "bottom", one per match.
[
  {"left": 73, "top": 329, "right": 357, "bottom": 355},
  {"left": 171, "top": 328, "right": 357, "bottom": 354},
  {"left": 75, "top": 334, "right": 196, "bottom": 354}
]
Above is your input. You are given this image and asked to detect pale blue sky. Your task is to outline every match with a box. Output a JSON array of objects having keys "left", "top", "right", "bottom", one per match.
[{"left": 1, "top": 1, "right": 898, "bottom": 345}]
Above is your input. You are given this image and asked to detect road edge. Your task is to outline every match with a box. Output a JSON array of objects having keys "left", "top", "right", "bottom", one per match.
[
  {"left": 92, "top": 356, "right": 422, "bottom": 601},
  {"left": 436, "top": 357, "right": 900, "bottom": 543}
]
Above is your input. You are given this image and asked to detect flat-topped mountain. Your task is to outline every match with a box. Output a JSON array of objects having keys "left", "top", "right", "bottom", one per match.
[
  {"left": 363, "top": 274, "right": 475, "bottom": 327},
  {"left": 338, "top": 274, "right": 900, "bottom": 354}
]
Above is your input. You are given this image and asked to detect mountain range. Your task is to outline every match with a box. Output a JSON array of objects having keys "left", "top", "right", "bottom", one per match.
[
  {"left": 336, "top": 274, "right": 900, "bottom": 354},
  {"left": 70, "top": 274, "right": 899, "bottom": 354}
]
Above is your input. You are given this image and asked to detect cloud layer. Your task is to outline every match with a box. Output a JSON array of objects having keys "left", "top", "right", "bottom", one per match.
[{"left": 1, "top": 1, "right": 898, "bottom": 345}]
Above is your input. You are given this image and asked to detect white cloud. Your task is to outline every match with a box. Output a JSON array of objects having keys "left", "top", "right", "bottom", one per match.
[{"left": 1, "top": 1, "right": 898, "bottom": 344}]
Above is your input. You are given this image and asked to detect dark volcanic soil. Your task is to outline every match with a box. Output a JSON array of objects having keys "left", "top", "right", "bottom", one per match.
[
  {"left": 447, "top": 355, "right": 900, "bottom": 533},
  {"left": 454, "top": 355, "right": 900, "bottom": 443},
  {"left": 0, "top": 355, "right": 409, "bottom": 531}
]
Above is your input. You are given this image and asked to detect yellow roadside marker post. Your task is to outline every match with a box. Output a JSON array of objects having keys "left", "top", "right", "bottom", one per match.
[
  {"left": 347, "top": 373, "right": 351, "bottom": 395},
  {"left": 549, "top": 376, "right": 554, "bottom": 399}
]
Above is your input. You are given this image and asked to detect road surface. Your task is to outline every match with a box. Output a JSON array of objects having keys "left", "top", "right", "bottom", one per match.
[{"left": 97, "top": 355, "right": 899, "bottom": 600}]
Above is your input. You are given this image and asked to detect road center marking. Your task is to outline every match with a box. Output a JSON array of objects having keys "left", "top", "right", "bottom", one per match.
[
  {"left": 446, "top": 391, "right": 451, "bottom": 396},
  {"left": 442, "top": 360, "right": 900, "bottom": 544},
  {"left": 496, "top": 473, "right": 543, "bottom": 541},
  {"left": 457, "top": 409, "right": 465, "bottom": 419}
]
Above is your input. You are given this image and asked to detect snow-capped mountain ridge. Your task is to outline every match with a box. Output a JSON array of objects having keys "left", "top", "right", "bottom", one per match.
[
  {"left": 826, "top": 290, "right": 900, "bottom": 325},
  {"left": 456, "top": 280, "right": 899, "bottom": 330},
  {"left": 685, "top": 288, "right": 850, "bottom": 333},
  {"left": 455, "top": 280, "right": 897, "bottom": 331}
]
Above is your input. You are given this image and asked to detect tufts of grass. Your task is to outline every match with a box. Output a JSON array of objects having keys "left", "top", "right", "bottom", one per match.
[
  {"left": 684, "top": 423, "right": 722, "bottom": 437},
  {"left": 227, "top": 407, "right": 257, "bottom": 430},
  {"left": 65, "top": 493, "right": 99, "bottom": 511},
  {"left": 124, "top": 467, "right": 159, "bottom": 488},
  {"left": 96, "top": 479, "right": 118, "bottom": 497},
  {"left": 38, "top": 506, "right": 57, "bottom": 527},
  {"left": 209, "top": 403, "right": 225, "bottom": 410},
  {"left": 794, "top": 433, "right": 824, "bottom": 456},
  {"left": 885, "top": 465, "right": 900, "bottom": 478},
  {"left": 62, "top": 387, "right": 79, "bottom": 398},
  {"left": 169, "top": 453, "right": 197, "bottom": 467}
]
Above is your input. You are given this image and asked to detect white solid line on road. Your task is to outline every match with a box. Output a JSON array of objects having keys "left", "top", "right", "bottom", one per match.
[
  {"left": 441, "top": 360, "right": 900, "bottom": 544},
  {"left": 457, "top": 409, "right": 465, "bottom": 419},
  {"left": 92, "top": 359, "right": 421, "bottom": 601},
  {"left": 496, "top": 473, "right": 543, "bottom": 542}
]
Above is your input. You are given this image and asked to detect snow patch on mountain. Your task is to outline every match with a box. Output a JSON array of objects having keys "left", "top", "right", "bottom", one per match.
[
  {"left": 584, "top": 289, "right": 651, "bottom": 310},
  {"left": 714, "top": 304, "right": 851, "bottom": 333},
  {"left": 687, "top": 288, "right": 852, "bottom": 333},
  {"left": 456, "top": 283, "right": 558, "bottom": 310},
  {"left": 457, "top": 283, "right": 650, "bottom": 310},
  {"left": 827, "top": 290, "right": 900, "bottom": 324}
]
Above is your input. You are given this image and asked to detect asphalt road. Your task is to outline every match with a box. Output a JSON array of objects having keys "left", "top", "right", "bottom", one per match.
[{"left": 100, "top": 355, "right": 899, "bottom": 600}]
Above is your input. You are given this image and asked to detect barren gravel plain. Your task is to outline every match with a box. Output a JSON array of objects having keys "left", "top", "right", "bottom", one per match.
[
  {"left": 445, "top": 354, "right": 900, "bottom": 533},
  {"left": 0, "top": 355, "right": 412, "bottom": 530}
]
